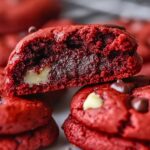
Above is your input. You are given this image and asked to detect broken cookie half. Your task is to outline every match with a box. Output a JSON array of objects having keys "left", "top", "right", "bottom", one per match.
[{"left": 4, "top": 25, "right": 142, "bottom": 95}]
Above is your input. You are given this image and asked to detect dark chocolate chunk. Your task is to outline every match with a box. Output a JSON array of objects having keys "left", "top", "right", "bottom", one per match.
[
  {"left": 28, "top": 26, "right": 37, "bottom": 33},
  {"left": 110, "top": 80, "right": 135, "bottom": 93},
  {"left": 131, "top": 97, "right": 149, "bottom": 113}
]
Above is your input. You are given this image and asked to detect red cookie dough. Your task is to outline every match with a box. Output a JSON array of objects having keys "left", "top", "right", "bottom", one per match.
[
  {"left": 0, "top": 0, "right": 61, "bottom": 34},
  {"left": 70, "top": 76, "right": 150, "bottom": 141},
  {"left": 113, "top": 19, "right": 150, "bottom": 62},
  {"left": 4, "top": 24, "right": 142, "bottom": 95},
  {"left": 0, "top": 118, "right": 59, "bottom": 150},
  {"left": 63, "top": 116, "right": 149, "bottom": 150}
]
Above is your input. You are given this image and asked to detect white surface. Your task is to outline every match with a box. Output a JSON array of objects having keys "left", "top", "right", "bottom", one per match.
[{"left": 62, "top": 0, "right": 150, "bottom": 23}]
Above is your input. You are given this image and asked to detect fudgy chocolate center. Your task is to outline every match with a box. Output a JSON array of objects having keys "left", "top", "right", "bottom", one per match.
[{"left": 11, "top": 28, "right": 136, "bottom": 87}]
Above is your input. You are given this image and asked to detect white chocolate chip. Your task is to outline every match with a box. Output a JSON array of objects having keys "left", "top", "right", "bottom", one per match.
[
  {"left": 24, "top": 67, "right": 51, "bottom": 85},
  {"left": 83, "top": 92, "right": 103, "bottom": 110}
]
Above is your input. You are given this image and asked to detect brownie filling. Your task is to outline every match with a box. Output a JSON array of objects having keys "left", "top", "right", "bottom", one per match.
[{"left": 11, "top": 28, "right": 136, "bottom": 88}]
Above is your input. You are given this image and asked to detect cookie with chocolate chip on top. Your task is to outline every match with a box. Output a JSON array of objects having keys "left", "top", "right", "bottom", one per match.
[
  {"left": 4, "top": 24, "right": 142, "bottom": 96},
  {"left": 63, "top": 76, "right": 150, "bottom": 150}
]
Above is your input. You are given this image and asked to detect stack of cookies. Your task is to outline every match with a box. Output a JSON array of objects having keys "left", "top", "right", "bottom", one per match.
[
  {"left": 0, "top": 69, "right": 59, "bottom": 149},
  {"left": 60, "top": 25, "right": 150, "bottom": 149},
  {"left": 0, "top": 3, "right": 149, "bottom": 149},
  {"left": 2, "top": 23, "right": 149, "bottom": 150},
  {"left": 0, "top": 0, "right": 63, "bottom": 149}
]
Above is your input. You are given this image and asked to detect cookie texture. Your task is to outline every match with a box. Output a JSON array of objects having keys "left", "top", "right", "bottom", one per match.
[
  {"left": 0, "top": 118, "right": 59, "bottom": 150},
  {"left": 113, "top": 19, "right": 150, "bottom": 62},
  {"left": 63, "top": 116, "right": 149, "bottom": 150},
  {"left": 63, "top": 76, "right": 150, "bottom": 150},
  {"left": 5, "top": 24, "right": 142, "bottom": 95},
  {"left": 0, "top": 0, "right": 61, "bottom": 34},
  {"left": 71, "top": 76, "right": 150, "bottom": 141}
]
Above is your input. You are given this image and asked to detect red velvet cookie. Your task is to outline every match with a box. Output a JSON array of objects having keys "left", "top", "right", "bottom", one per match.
[
  {"left": 63, "top": 76, "right": 150, "bottom": 149},
  {"left": 0, "top": 0, "right": 61, "bottom": 34},
  {"left": 0, "top": 69, "right": 51, "bottom": 134},
  {"left": 4, "top": 24, "right": 142, "bottom": 95},
  {"left": 113, "top": 19, "right": 150, "bottom": 62},
  {"left": 70, "top": 76, "right": 150, "bottom": 141},
  {"left": 0, "top": 118, "right": 59, "bottom": 150},
  {"left": 0, "top": 94, "right": 52, "bottom": 134},
  {"left": 63, "top": 116, "right": 149, "bottom": 150}
]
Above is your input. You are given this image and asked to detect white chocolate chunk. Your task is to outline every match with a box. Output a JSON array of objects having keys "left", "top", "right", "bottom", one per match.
[
  {"left": 83, "top": 92, "right": 103, "bottom": 110},
  {"left": 24, "top": 67, "right": 51, "bottom": 85}
]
